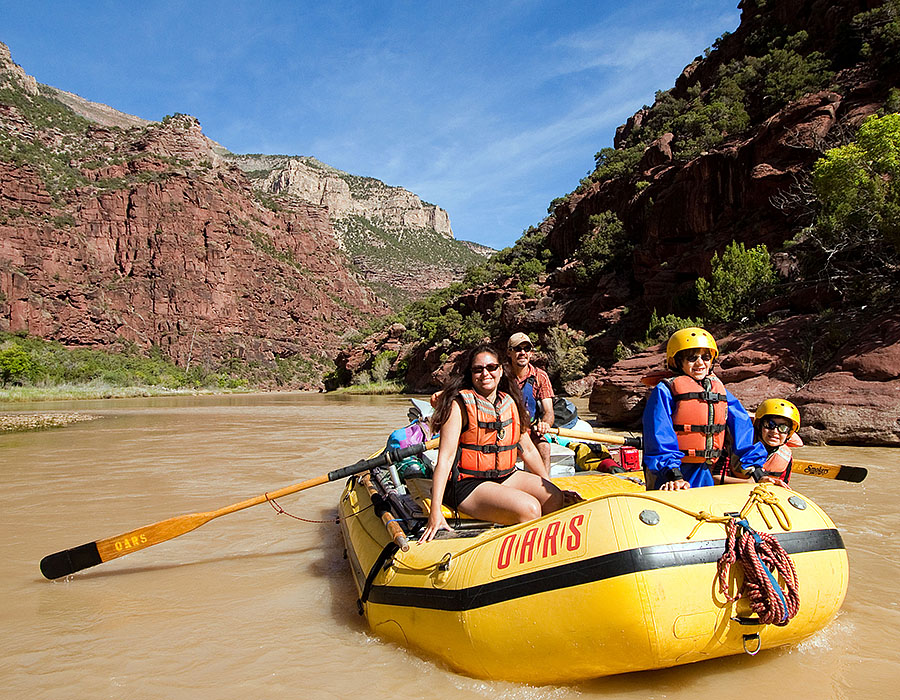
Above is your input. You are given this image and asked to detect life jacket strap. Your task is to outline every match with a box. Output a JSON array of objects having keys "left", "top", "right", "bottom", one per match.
[
  {"left": 682, "top": 448, "right": 724, "bottom": 459},
  {"left": 673, "top": 390, "right": 727, "bottom": 403},
  {"left": 459, "top": 442, "right": 519, "bottom": 455},
  {"left": 675, "top": 423, "right": 727, "bottom": 434},
  {"left": 457, "top": 465, "right": 517, "bottom": 480},
  {"left": 476, "top": 417, "right": 514, "bottom": 431}
]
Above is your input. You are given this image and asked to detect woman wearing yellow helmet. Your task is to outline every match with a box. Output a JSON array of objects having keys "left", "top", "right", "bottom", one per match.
[{"left": 642, "top": 327, "right": 768, "bottom": 490}]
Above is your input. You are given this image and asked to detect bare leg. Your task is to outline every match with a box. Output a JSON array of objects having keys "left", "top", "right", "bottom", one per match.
[{"left": 457, "top": 471, "right": 563, "bottom": 524}]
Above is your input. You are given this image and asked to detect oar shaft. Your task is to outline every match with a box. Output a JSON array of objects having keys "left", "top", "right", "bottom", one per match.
[{"left": 548, "top": 427, "right": 642, "bottom": 448}]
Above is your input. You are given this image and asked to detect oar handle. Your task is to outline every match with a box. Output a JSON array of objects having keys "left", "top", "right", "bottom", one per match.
[
  {"left": 548, "top": 427, "right": 642, "bottom": 449},
  {"left": 326, "top": 437, "right": 440, "bottom": 482}
]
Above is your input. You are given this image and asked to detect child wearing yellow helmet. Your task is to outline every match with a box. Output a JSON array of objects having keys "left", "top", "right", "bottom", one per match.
[
  {"left": 715, "top": 399, "right": 803, "bottom": 487},
  {"left": 642, "top": 327, "right": 768, "bottom": 490},
  {"left": 751, "top": 399, "right": 803, "bottom": 485}
]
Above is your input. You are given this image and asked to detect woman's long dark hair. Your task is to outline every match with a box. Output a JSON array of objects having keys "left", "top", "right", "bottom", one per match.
[{"left": 431, "top": 343, "right": 529, "bottom": 433}]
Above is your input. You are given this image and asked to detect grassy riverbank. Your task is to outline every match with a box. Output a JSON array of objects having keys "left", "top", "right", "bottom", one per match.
[
  {"left": 0, "top": 382, "right": 248, "bottom": 404},
  {"left": 332, "top": 380, "right": 404, "bottom": 395}
]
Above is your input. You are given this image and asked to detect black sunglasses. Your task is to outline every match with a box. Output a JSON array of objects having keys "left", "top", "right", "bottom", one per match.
[
  {"left": 471, "top": 363, "right": 501, "bottom": 375},
  {"left": 684, "top": 352, "right": 712, "bottom": 363},
  {"left": 761, "top": 418, "right": 791, "bottom": 434}
]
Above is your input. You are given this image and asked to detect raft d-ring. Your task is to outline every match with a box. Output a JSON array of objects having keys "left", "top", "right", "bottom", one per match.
[
  {"left": 742, "top": 632, "right": 762, "bottom": 656},
  {"left": 639, "top": 509, "right": 660, "bottom": 526},
  {"left": 788, "top": 495, "right": 807, "bottom": 510},
  {"left": 438, "top": 552, "right": 452, "bottom": 571}
]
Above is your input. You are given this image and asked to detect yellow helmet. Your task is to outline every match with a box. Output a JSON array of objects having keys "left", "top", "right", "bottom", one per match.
[
  {"left": 754, "top": 399, "right": 800, "bottom": 433},
  {"left": 665, "top": 327, "right": 719, "bottom": 370}
]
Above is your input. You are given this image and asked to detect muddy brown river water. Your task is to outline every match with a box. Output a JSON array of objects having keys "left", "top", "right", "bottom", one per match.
[{"left": 2, "top": 393, "right": 898, "bottom": 699}]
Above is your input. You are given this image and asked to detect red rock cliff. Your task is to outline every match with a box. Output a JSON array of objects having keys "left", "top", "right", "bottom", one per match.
[{"left": 0, "top": 90, "right": 386, "bottom": 383}]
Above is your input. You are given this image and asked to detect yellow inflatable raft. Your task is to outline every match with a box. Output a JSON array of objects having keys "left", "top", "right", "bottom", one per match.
[{"left": 338, "top": 469, "right": 847, "bottom": 683}]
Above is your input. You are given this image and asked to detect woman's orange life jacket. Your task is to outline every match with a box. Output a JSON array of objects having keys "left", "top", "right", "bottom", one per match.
[
  {"left": 456, "top": 389, "right": 520, "bottom": 480},
  {"left": 660, "top": 374, "right": 728, "bottom": 464}
]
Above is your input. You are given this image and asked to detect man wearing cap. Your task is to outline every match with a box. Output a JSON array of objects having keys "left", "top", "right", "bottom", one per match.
[{"left": 507, "top": 332, "right": 553, "bottom": 469}]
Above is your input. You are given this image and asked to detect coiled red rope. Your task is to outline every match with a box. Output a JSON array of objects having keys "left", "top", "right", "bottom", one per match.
[{"left": 716, "top": 518, "right": 800, "bottom": 626}]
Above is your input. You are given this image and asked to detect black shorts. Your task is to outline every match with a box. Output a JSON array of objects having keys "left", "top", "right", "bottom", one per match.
[{"left": 442, "top": 471, "right": 516, "bottom": 510}]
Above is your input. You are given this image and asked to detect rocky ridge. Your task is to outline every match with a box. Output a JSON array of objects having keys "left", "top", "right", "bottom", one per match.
[
  {"left": 0, "top": 43, "right": 387, "bottom": 386},
  {"left": 232, "top": 155, "right": 452, "bottom": 238},
  {"left": 228, "top": 154, "right": 489, "bottom": 303}
]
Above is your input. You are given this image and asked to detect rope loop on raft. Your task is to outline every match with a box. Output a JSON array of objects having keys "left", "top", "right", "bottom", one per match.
[{"left": 716, "top": 517, "right": 800, "bottom": 627}]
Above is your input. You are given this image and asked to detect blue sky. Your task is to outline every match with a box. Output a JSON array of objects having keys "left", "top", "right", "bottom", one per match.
[{"left": 2, "top": 1, "right": 741, "bottom": 249}]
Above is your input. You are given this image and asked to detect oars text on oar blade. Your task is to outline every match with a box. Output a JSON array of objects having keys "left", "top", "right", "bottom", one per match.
[{"left": 40, "top": 511, "right": 215, "bottom": 579}]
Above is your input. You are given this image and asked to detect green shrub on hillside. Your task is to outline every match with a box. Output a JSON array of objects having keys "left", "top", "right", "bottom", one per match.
[
  {"left": 854, "top": 0, "right": 900, "bottom": 70},
  {"left": 572, "top": 211, "right": 632, "bottom": 284},
  {"left": 812, "top": 112, "right": 900, "bottom": 255},
  {"left": 543, "top": 327, "right": 587, "bottom": 385},
  {"left": 644, "top": 310, "right": 704, "bottom": 346},
  {"left": 462, "top": 226, "right": 553, "bottom": 288},
  {"left": 591, "top": 31, "right": 834, "bottom": 172},
  {"left": 591, "top": 147, "right": 642, "bottom": 184},
  {"left": 695, "top": 241, "right": 776, "bottom": 322}
]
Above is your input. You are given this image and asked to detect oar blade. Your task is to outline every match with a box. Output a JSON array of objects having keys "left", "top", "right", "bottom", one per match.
[
  {"left": 835, "top": 464, "right": 868, "bottom": 483},
  {"left": 793, "top": 459, "right": 868, "bottom": 483},
  {"left": 40, "top": 542, "right": 102, "bottom": 580},
  {"left": 40, "top": 512, "right": 214, "bottom": 580}
]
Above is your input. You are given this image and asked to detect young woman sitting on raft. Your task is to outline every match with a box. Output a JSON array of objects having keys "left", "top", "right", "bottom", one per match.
[
  {"left": 642, "top": 327, "right": 768, "bottom": 491},
  {"left": 418, "top": 344, "right": 571, "bottom": 543},
  {"left": 718, "top": 399, "right": 803, "bottom": 488}
]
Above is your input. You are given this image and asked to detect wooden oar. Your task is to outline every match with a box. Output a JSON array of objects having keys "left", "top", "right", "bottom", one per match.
[
  {"left": 40, "top": 438, "right": 440, "bottom": 580},
  {"left": 792, "top": 459, "right": 868, "bottom": 483},
  {"left": 548, "top": 426, "right": 642, "bottom": 448},
  {"left": 550, "top": 429, "right": 867, "bottom": 483}
]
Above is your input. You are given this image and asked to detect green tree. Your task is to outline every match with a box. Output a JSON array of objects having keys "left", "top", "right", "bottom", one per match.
[
  {"left": 0, "top": 344, "right": 38, "bottom": 385},
  {"left": 543, "top": 327, "right": 588, "bottom": 384},
  {"left": 644, "top": 310, "right": 704, "bottom": 345},
  {"left": 812, "top": 112, "right": 900, "bottom": 254},
  {"left": 371, "top": 350, "right": 397, "bottom": 382},
  {"left": 573, "top": 211, "right": 631, "bottom": 284},
  {"left": 696, "top": 241, "right": 776, "bottom": 323},
  {"left": 854, "top": 0, "right": 900, "bottom": 70}
]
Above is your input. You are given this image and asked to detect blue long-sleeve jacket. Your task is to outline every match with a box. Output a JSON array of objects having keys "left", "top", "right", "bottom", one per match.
[{"left": 642, "top": 379, "right": 768, "bottom": 489}]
